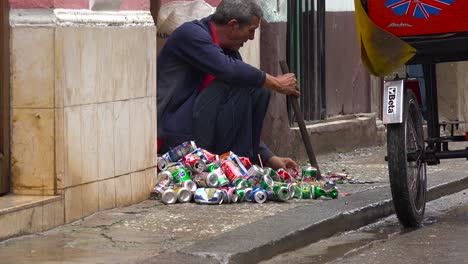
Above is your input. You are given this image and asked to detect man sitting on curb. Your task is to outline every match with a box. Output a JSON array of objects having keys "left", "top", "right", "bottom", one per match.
[{"left": 157, "top": 0, "right": 299, "bottom": 170}]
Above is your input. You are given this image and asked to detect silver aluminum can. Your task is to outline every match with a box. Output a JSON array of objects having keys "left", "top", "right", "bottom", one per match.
[
  {"left": 193, "top": 172, "right": 219, "bottom": 188},
  {"left": 220, "top": 188, "right": 239, "bottom": 204},
  {"left": 174, "top": 187, "right": 192, "bottom": 203},
  {"left": 193, "top": 159, "right": 207, "bottom": 173},
  {"left": 157, "top": 171, "right": 173, "bottom": 185},
  {"left": 244, "top": 188, "right": 253, "bottom": 202},
  {"left": 157, "top": 157, "right": 169, "bottom": 171},
  {"left": 261, "top": 174, "right": 274, "bottom": 189},
  {"left": 161, "top": 189, "right": 178, "bottom": 204},
  {"left": 247, "top": 165, "right": 264, "bottom": 177},
  {"left": 182, "top": 179, "right": 197, "bottom": 193}
]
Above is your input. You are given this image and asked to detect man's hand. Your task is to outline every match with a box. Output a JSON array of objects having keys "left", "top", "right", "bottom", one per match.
[
  {"left": 266, "top": 156, "right": 299, "bottom": 171},
  {"left": 264, "top": 73, "right": 300, "bottom": 97}
]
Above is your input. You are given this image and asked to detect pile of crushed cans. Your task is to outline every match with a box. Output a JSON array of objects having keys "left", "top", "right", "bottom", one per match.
[{"left": 153, "top": 141, "right": 339, "bottom": 205}]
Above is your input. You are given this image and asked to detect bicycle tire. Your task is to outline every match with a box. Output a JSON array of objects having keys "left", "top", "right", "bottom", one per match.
[{"left": 387, "top": 89, "right": 427, "bottom": 228}]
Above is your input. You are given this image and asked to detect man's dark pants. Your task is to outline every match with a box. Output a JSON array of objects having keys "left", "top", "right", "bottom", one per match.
[{"left": 192, "top": 80, "right": 271, "bottom": 161}]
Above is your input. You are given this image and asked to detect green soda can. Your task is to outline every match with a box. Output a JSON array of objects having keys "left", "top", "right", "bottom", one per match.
[
  {"left": 267, "top": 186, "right": 290, "bottom": 201},
  {"left": 292, "top": 183, "right": 303, "bottom": 199},
  {"left": 171, "top": 167, "right": 191, "bottom": 184},
  {"left": 235, "top": 178, "right": 252, "bottom": 189},
  {"left": 260, "top": 174, "right": 274, "bottom": 189},
  {"left": 326, "top": 188, "right": 339, "bottom": 199},
  {"left": 207, "top": 163, "right": 230, "bottom": 187},
  {"left": 236, "top": 189, "right": 245, "bottom": 202},
  {"left": 301, "top": 183, "right": 313, "bottom": 199},
  {"left": 301, "top": 165, "right": 317, "bottom": 181},
  {"left": 236, "top": 188, "right": 253, "bottom": 202},
  {"left": 264, "top": 167, "right": 282, "bottom": 182}
]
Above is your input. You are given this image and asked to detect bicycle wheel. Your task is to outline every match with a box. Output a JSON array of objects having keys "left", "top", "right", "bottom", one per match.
[{"left": 387, "top": 89, "right": 427, "bottom": 228}]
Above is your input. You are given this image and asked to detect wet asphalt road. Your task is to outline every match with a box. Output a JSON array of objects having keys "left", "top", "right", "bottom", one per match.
[{"left": 262, "top": 188, "right": 468, "bottom": 264}]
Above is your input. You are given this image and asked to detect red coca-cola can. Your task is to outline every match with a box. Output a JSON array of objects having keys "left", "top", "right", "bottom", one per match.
[
  {"left": 287, "top": 168, "right": 300, "bottom": 180},
  {"left": 239, "top": 157, "right": 252, "bottom": 170},
  {"left": 221, "top": 160, "right": 243, "bottom": 184},
  {"left": 277, "top": 169, "right": 293, "bottom": 183},
  {"left": 182, "top": 154, "right": 206, "bottom": 173},
  {"left": 202, "top": 149, "right": 219, "bottom": 163}
]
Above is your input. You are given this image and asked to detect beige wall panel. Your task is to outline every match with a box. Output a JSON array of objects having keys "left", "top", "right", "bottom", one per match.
[
  {"left": 56, "top": 28, "right": 84, "bottom": 107},
  {"left": 146, "top": 27, "right": 157, "bottom": 97},
  {"left": 64, "top": 106, "right": 83, "bottom": 187},
  {"left": 97, "top": 102, "right": 115, "bottom": 180},
  {"left": 79, "top": 29, "right": 99, "bottom": 105},
  {"left": 81, "top": 182, "right": 99, "bottom": 218},
  {"left": 131, "top": 171, "right": 147, "bottom": 203},
  {"left": 55, "top": 108, "right": 65, "bottom": 192},
  {"left": 96, "top": 30, "right": 115, "bottom": 103},
  {"left": 114, "top": 100, "right": 131, "bottom": 176},
  {"left": 130, "top": 98, "right": 147, "bottom": 172},
  {"left": 146, "top": 97, "right": 157, "bottom": 168},
  {"left": 115, "top": 174, "right": 132, "bottom": 207},
  {"left": 11, "top": 27, "right": 54, "bottom": 109},
  {"left": 80, "top": 104, "right": 98, "bottom": 184},
  {"left": 0, "top": 208, "right": 35, "bottom": 240},
  {"left": 64, "top": 186, "right": 83, "bottom": 223},
  {"left": 125, "top": 28, "right": 149, "bottom": 100},
  {"left": 145, "top": 168, "right": 157, "bottom": 194},
  {"left": 98, "top": 177, "right": 116, "bottom": 211},
  {"left": 11, "top": 109, "right": 55, "bottom": 195},
  {"left": 42, "top": 200, "right": 65, "bottom": 230}
]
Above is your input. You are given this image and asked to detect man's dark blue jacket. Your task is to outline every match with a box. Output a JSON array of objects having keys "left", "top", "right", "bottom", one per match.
[{"left": 157, "top": 15, "right": 273, "bottom": 160}]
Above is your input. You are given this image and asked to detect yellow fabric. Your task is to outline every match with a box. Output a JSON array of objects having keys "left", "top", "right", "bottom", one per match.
[{"left": 354, "top": 0, "right": 416, "bottom": 76}]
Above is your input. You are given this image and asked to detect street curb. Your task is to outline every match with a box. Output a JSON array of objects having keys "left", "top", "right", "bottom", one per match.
[{"left": 178, "top": 176, "right": 468, "bottom": 264}]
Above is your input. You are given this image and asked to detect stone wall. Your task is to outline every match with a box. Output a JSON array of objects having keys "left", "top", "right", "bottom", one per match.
[{"left": 10, "top": 9, "right": 157, "bottom": 223}]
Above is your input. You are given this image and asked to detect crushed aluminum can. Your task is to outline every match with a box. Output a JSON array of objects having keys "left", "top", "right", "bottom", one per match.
[
  {"left": 277, "top": 169, "right": 294, "bottom": 183},
  {"left": 221, "top": 160, "right": 243, "bottom": 184},
  {"left": 174, "top": 186, "right": 192, "bottom": 203},
  {"left": 264, "top": 167, "right": 282, "bottom": 182},
  {"left": 207, "top": 163, "right": 230, "bottom": 187},
  {"left": 219, "top": 187, "right": 239, "bottom": 203},
  {"left": 157, "top": 156, "right": 169, "bottom": 171},
  {"left": 202, "top": 149, "right": 219, "bottom": 163},
  {"left": 260, "top": 174, "right": 274, "bottom": 189},
  {"left": 301, "top": 165, "right": 317, "bottom": 181},
  {"left": 178, "top": 179, "right": 197, "bottom": 193},
  {"left": 157, "top": 170, "right": 173, "bottom": 186},
  {"left": 154, "top": 186, "right": 178, "bottom": 204},
  {"left": 182, "top": 153, "right": 207, "bottom": 173},
  {"left": 220, "top": 151, "right": 248, "bottom": 176},
  {"left": 267, "top": 186, "right": 290, "bottom": 202},
  {"left": 239, "top": 157, "right": 252, "bottom": 170},
  {"left": 249, "top": 187, "right": 268, "bottom": 204},
  {"left": 234, "top": 178, "right": 252, "bottom": 189},
  {"left": 194, "top": 188, "right": 224, "bottom": 205},
  {"left": 165, "top": 141, "right": 198, "bottom": 162},
  {"left": 193, "top": 172, "right": 219, "bottom": 188}
]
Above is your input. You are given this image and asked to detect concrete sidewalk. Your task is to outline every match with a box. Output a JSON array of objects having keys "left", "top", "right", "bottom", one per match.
[{"left": 1, "top": 145, "right": 468, "bottom": 264}]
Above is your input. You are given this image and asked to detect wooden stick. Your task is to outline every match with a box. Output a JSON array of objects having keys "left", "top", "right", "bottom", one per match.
[{"left": 279, "top": 61, "right": 322, "bottom": 179}]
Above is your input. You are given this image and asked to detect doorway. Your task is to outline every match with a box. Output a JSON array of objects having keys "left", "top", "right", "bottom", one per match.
[{"left": 0, "top": 0, "right": 10, "bottom": 195}]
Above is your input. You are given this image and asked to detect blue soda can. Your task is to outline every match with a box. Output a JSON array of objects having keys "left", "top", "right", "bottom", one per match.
[
  {"left": 194, "top": 188, "right": 224, "bottom": 205},
  {"left": 166, "top": 141, "right": 197, "bottom": 162},
  {"left": 249, "top": 187, "right": 268, "bottom": 204}
]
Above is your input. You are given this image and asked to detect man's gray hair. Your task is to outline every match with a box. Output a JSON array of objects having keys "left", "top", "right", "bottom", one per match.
[{"left": 212, "top": 0, "right": 263, "bottom": 27}]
